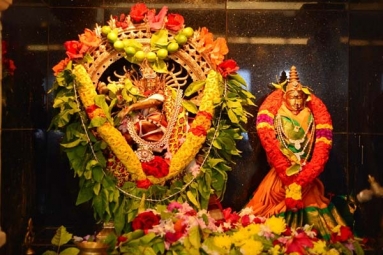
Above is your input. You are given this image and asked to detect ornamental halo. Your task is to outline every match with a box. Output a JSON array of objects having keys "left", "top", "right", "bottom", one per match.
[{"left": 49, "top": 3, "right": 255, "bottom": 233}]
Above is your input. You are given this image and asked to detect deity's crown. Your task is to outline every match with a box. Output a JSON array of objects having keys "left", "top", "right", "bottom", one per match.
[{"left": 282, "top": 66, "right": 311, "bottom": 96}]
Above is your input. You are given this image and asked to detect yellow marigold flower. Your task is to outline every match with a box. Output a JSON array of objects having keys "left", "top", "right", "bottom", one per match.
[
  {"left": 265, "top": 216, "right": 286, "bottom": 235},
  {"left": 239, "top": 239, "right": 263, "bottom": 255},
  {"left": 232, "top": 224, "right": 261, "bottom": 246},
  {"left": 268, "top": 244, "right": 282, "bottom": 255},
  {"left": 325, "top": 248, "right": 340, "bottom": 255},
  {"left": 72, "top": 64, "right": 97, "bottom": 107},
  {"left": 98, "top": 123, "right": 146, "bottom": 181},
  {"left": 308, "top": 240, "right": 327, "bottom": 255},
  {"left": 286, "top": 183, "right": 302, "bottom": 200},
  {"left": 213, "top": 234, "right": 232, "bottom": 252}
]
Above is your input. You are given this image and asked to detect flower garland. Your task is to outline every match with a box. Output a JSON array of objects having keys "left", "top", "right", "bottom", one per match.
[{"left": 256, "top": 89, "right": 333, "bottom": 208}]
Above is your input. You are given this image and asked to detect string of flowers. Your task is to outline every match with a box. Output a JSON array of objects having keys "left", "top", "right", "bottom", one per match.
[{"left": 256, "top": 89, "right": 333, "bottom": 209}]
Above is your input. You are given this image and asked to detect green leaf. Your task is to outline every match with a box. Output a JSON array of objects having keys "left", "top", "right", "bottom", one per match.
[
  {"left": 89, "top": 116, "right": 107, "bottom": 128},
  {"left": 228, "top": 73, "right": 247, "bottom": 87},
  {"left": 94, "top": 95, "right": 113, "bottom": 123},
  {"left": 51, "top": 226, "right": 73, "bottom": 247},
  {"left": 59, "top": 247, "right": 80, "bottom": 255},
  {"left": 114, "top": 199, "right": 126, "bottom": 235},
  {"left": 188, "top": 226, "right": 201, "bottom": 249},
  {"left": 93, "top": 182, "right": 101, "bottom": 195},
  {"left": 42, "top": 251, "right": 57, "bottom": 255},
  {"left": 182, "top": 100, "right": 198, "bottom": 114},
  {"left": 186, "top": 191, "right": 200, "bottom": 209},
  {"left": 227, "top": 109, "right": 239, "bottom": 123},
  {"left": 140, "top": 233, "right": 157, "bottom": 244},
  {"left": 150, "top": 59, "right": 168, "bottom": 73},
  {"left": 92, "top": 165, "right": 104, "bottom": 182},
  {"left": 151, "top": 29, "right": 168, "bottom": 49},
  {"left": 76, "top": 183, "right": 94, "bottom": 205},
  {"left": 184, "top": 80, "right": 205, "bottom": 97},
  {"left": 61, "top": 139, "right": 82, "bottom": 148}
]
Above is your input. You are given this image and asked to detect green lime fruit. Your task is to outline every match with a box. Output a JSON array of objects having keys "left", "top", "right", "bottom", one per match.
[
  {"left": 134, "top": 50, "right": 146, "bottom": 62},
  {"left": 181, "top": 27, "right": 194, "bottom": 38},
  {"left": 113, "top": 40, "right": 125, "bottom": 51},
  {"left": 157, "top": 49, "right": 168, "bottom": 59},
  {"left": 101, "top": 25, "right": 111, "bottom": 36},
  {"left": 124, "top": 46, "right": 136, "bottom": 56},
  {"left": 146, "top": 52, "right": 157, "bottom": 62},
  {"left": 107, "top": 32, "right": 118, "bottom": 43},
  {"left": 175, "top": 34, "right": 188, "bottom": 45},
  {"left": 167, "top": 42, "right": 179, "bottom": 53}
]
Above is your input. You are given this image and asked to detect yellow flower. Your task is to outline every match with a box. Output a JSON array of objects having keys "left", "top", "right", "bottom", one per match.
[
  {"left": 325, "top": 248, "right": 340, "bottom": 255},
  {"left": 264, "top": 216, "right": 286, "bottom": 235},
  {"left": 268, "top": 244, "right": 282, "bottom": 255},
  {"left": 231, "top": 224, "right": 259, "bottom": 246},
  {"left": 239, "top": 239, "right": 263, "bottom": 255},
  {"left": 213, "top": 234, "right": 232, "bottom": 252},
  {"left": 286, "top": 183, "right": 302, "bottom": 200},
  {"left": 308, "top": 240, "right": 327, "bottom": 255}
]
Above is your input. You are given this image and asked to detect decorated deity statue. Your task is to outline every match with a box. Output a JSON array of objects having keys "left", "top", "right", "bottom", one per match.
[
  {"left": 49, "top": 2, "right": 254, "bottom": 235},
  {"left": 246, "top": 66, "right": 347, "bottom": 240}
]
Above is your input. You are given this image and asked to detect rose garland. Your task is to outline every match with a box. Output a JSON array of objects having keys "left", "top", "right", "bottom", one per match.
[{"left": 256, "top": 89, "right": 333, "bottom": 209}]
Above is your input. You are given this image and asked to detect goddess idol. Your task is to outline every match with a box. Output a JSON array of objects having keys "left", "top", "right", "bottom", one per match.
[{"left": 246, "top": 66, "right": 347, "bottom": 240}]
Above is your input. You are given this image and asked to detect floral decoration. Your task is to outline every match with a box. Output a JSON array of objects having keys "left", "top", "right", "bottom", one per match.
[
  {"left": 49, "top": 2, "right": 255, "bottom": 233},
  {"left": 255, "top": 89, "right": 333, "bottom": 210},
  {"left": 114, "top": 201, "right": 363, "bottom": 255}
]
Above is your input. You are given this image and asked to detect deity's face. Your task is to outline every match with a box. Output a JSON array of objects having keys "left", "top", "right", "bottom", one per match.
[{"left": 283, "top": 89, "right": 307, "bottom": 115}]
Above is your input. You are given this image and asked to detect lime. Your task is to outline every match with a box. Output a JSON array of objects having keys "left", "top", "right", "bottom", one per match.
[
  {"left": 146, "top": 52, "right": 157, "bottom": 62},
  {"left": 181, "top": 27, "right": 194, "bottom": 38},
  {"left": 167, "top": 42, "right": 179, "bottom": 53},
  {"left": 134, "top": 50, "right": 146, "bottom": 62},
  {"left": 107, "top": 32, "right": 118, "bottom": 43},
  {"left": 124, "top": 46, "right": 136, "bottom": 56},
  {"left": 101, "top": 25, "right": 111, "bottom": 36},
  {"left": 175, "top": 34, "right": 188, "bottom": 45},
  {"left": 113, "top": 40, "right": 124, "bottom": 51},
  {"left": 157, "top": 49, "right": 168, "bottom": 59}
]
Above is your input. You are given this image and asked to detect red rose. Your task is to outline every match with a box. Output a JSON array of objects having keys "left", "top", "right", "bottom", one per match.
[
  {"left": 129, "top": 3, "right": 148, "bottom": 23},
  {"left": 165, "top": 13, "right": 184, "bottom": 32},
  {"left": 241, "top": 215, "right": 251, "bottom": 227},
  {"left": 132, "top": 211, "right": 160, "bottom": 231},
  {"left": 141, "top": 156, "right": 169, "bottom": 178},
  {"left": 64, "top": 40, "right": 89, "bottom": 59},
  {"left": 217, "top": 59, "right": 239, "bottom": 78},
  {"left": 331, "top": 226, "right": 354, "bottom": 243},
  {"left": 136, "top": 178, "right": 152, "bottom": 189}
]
